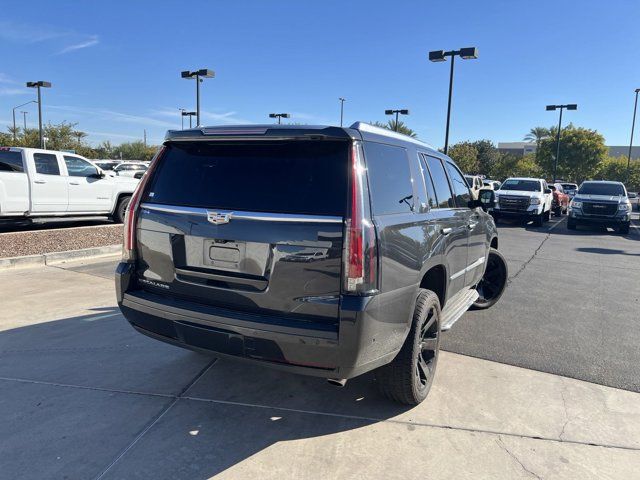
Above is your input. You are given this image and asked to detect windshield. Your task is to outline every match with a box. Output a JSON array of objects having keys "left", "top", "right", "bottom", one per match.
[
  {"left": 578, "top": 183, "right": 625, "bottom": 196},
  {"left": 464, "top": 176, "right": 473, "bottom": 185},
  {"left": 500, "top": 179, "right": 541, "bottom": 192},
  {"left": 561, "top": 183, "right": 577, "bottom": 191}
]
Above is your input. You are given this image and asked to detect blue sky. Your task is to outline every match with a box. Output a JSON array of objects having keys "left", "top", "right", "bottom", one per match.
[{"left": 1, "top": 0, "right": 640, "bottom": 147}]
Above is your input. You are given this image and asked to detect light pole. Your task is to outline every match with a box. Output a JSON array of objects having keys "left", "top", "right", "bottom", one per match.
[
  {"left": 26, "top": 81, "right": 52, "bottom": 148},
  {"left": 627, "top": 89, "right": 640, "bottom": 182},
  {"left": 182, "top": 111, "right": 196, "bottom": 128},
  {"left": 12, "top": 100, "right": 38, "bottom": 141},
  {"left": 546, "top": 104, "right": 577, "bottom": 181},
  {"left": 384, "top": 109, "right": 409, "bottom": 132},
  {"left": 269, "top": 113, "right": 290, "bottom": 124},
  {"left": 178, "top": 108, "right": 186, "bottom": 129},
  {"left": 429, "top": 47, "right": 478, "bottom": 154},
  {"left": 21, "top": 111, "right": 28, "bottom": 130},
  {"left": 339, "top": 97, "right": 346, "bottom": 127},
  {"left": 181, "top": 69, "right": 214, "bottom": 127}
]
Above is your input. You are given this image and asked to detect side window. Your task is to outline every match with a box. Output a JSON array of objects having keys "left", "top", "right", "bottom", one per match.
[
  {"left": 0, "top": 151, "right": 24, "bottom": 172},
  {"left": 425, "top": 156, "right": 454, "bottom": 208},
  {"left": 445, "top": 162, "right": 471, "bottom": 206},
  {"left": 64, "top": 156, "right": 98, "bottom": 177},
  {"left": 363, "top": 142, "right": 414, "bottom": 215},
  {"left": 418, "top": 154, "right": 437, "bottom": 209},
  {"left": 33, "top": 153, "right": 60, "bottom": 176}
]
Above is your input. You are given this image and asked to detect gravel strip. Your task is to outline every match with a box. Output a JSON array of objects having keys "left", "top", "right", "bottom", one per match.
[{"left": 0, "top": 224, "right": 123, "bottom": 258}]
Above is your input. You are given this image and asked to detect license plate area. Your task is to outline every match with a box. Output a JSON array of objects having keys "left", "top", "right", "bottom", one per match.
[{"left": 204, "top": 239, "right": 246, "bottom": 271}]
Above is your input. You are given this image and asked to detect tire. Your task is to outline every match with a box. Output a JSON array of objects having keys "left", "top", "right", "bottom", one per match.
[
  {"left": 567, "top": 219, "right": 577, "bottom": 230},
  {"left": 618, "top": 222, "right": 630, "bottom": 234},
  {"left": 544, "top": 209, "right": 551, "bottom": 222},
  {"left": 114, "top": 195, "right": 131, "bottom": 224},
  {"left": 375, "top": 289, "right": 441, "bottom": 405},
  {"left": 554, "top": 206, "right": 562, "bottom": 217},
  {"left": 533, "top": 212, "right": 544, "bottom": 227},
  {"left": 491, "top": 212, "right": 500, "bottom": 223},
  {"left": 472, "top": 248, "right": 508, "bottom": 310}
]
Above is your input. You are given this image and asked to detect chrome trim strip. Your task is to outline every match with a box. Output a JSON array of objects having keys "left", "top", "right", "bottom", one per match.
[
  {"left": 449, "top": 256, "right": 485, "bottom": 281},
  {"left": 140, "top": 203, "right": 344, "bottom": 224}
]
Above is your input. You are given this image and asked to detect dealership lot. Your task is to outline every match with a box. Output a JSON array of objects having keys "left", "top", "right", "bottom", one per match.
[{"left": 0, "top": 216, "right": 639, "bottom": 478}]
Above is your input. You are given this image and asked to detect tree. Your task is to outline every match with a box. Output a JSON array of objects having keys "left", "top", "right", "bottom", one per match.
[
  {"left": 471, "top": 140, "right": 500, "bottom": 176},
  {"left": 111, "top": 141, "right": 158, "bottom": 161},
  {"left": 371, "top": 120, "right": 417, "bottom": 138},
  {"left": 490, "top": 153, "right": 542, "bottom": 181},
  {"left": 536, "top": 126, "right": 606, "bottom": 182},
  {"left": 447, "top": 142, "right": 479, "bottom": 173},
  {"left": 596, "top": 156, "right": 640, "bottom": 191},
  {"left": 524, "top": 127, "right": 551, "bottom": 145}
]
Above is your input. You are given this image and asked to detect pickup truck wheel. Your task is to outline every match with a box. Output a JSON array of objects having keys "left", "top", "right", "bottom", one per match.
[
  {"left": 472, "top": 248, "right": 508, "bottom": 310},
  {"left": 375, "top": 289, "right": 440, "bottom": 405},
  {"left": 553, "top": 206, "right": 562, "bottom": 217},
  {"left": 533, "top": 212, "right": 544, "bottom": 227},
  {"left": 115, "top": 196, "right": 131, "bottom": 224},
  {"left": 567, "top": 219, "right": 577, "bottom": 230},
  {"left": 618, "top": 222, "right": 630, "bottom": 234},
  {"left": 544, "top": 209, "right": 551, "bottom": 222}
]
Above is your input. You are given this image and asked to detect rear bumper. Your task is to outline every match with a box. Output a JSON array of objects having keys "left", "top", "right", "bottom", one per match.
[{"left": 116, "top": 262, "right": 402, "bottom": 379}]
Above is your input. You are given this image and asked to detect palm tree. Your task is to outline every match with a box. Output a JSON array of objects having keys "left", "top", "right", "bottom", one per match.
[
  {"left": 74, "top": 131, "right": 88, "bottom": 147},
  {"left": 524, "top": 127, "right": 550, "bottom": 144},
  {"left": 371, "top": 120, "right": 417, "bottom": 138}
]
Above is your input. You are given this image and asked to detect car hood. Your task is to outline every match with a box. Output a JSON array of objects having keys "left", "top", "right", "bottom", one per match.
[
  {"left": 574, "top": 194, "right": 624, "bottom": 203},
  {"left": 496, "top": 190, "right": 543, "bottom": 198}
]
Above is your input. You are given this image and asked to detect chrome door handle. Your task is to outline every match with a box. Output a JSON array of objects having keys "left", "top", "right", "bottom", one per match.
[
  {"left": 442, "top": 227, "right": 453, "bottom": 235},
  {"left": 69, "top": 182, "right": 80, "bottom": 185},
  {"left": 34, "top": 180, "right": 46, "bottom": 184},
  {"left": 468, "top": 222, "right": 478, "bottom": 230}
]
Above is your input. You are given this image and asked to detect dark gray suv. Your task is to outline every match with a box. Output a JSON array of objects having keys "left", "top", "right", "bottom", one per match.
[{"left": 116, "top": 122, "right": 507, "bottom": 405}]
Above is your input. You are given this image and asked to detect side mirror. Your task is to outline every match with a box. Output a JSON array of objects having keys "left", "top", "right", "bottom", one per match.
[
  {"left": 470, "top": 189, "right": 495, "bottom": 212},
  {"left": 545, "top": 188, "right": 552, "bottom": 194}
]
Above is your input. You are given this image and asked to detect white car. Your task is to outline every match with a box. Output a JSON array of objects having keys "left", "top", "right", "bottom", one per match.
[
  {"left": 464, "top": 175, "right": 484, "bottom": 200},
  {"left": 0, "top": 147, "right": 140, "bottom": 224},
  {"left": 482, "top": 179, "right": 501, "bottom": 190},
  {"left": 493, "top": 177, "right": 553, "bottom": 227},
  {"left": 110, "top": 162, "right": 148, "bottom": 179}
]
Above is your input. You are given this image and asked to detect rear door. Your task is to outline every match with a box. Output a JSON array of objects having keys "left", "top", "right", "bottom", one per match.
[
  {"left": 29, "top": 152, "right": 68, "bottom": 213},
  {"left": 62, "top": 155, "right": 113, "bottom": 212},
  {"left": 135, "top": 140, "right": 349, "bottom": 329}
]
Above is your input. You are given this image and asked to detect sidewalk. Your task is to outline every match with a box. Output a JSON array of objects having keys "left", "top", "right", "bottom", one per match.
[{"left": 0, "top": 259, "right": 638, "bottom": 479}]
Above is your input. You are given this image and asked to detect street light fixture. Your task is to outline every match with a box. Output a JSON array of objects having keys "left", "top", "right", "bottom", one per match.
[
  {"left": 269, "top": 113, "right": 290, "bottom": 124},
  {"left": 181, "top": 111, "right": 196, "bottom": 129},
  {"left": 11, "top": 100, "right": 38, "bottom": 142},
  {"left": 339, "top": 98, "right": 346, "bottom": 127},
  {"left": 384, "top": 109, "right": 409, "bottom": 132},
  {"left": 181, "top": 69, "right": 214, "bottom": 127},
  {"left": 627, "top": 89, "right": 640, "bottom": 182},
  {"left": 26, "top": 81, "right": 52, "bottom": 149},
  {"left": 546, "top": 103, "right": 578, "bottom": 181},
  {"left": 178, "top": 108, "right": 186, "bottom": 130},
  {"left": 428, "top": 47, "right": 478, "bottom": 154}
]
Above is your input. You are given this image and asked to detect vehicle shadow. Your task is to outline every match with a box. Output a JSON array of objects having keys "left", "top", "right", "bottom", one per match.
[
  {"left": 575, "top": 247, "right": 640, "bottom": 256},
  {"left": 0, "top": 310, "right": 414, "bottom": 478}
]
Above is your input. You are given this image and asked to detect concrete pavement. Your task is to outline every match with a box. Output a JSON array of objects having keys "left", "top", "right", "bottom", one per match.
[{"left": 1, "top": 256, "right": 639, "bottom": 478}]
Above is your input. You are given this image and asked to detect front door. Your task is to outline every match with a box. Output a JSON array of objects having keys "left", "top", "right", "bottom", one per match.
[{"left": 29, "top": 152, "right": 68, "bottom": 213}]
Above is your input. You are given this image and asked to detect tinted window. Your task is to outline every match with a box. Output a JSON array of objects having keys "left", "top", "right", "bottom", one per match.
[
  {"left": 146, "top": 141, "right": 349, "bottom": 216},
  {"left": 578, "top": 182, "right": 625, "bottom": 196},
  {"left": 445, "top": 162, "right": 471, "bottom": 206},
  {"left": 418, "top": 154, "right": 437, "bottom": 209},
  {"left": 500, "top": 179, "right": 541, "bottom": 192},
  {"left": 33, "top": 153, "right": 60, "bottom": 175},
  {"left": 64, "top": 156, "right": 97, "bottom": 177},
  {"left": 0, "top": 151, "right": 24, "bottom": 172},
  {"left": 363, "top": 142, "right": 414, "bottom": 215},
  {"left": 425, "top": 156, "right": 454, "bottom": 208}
]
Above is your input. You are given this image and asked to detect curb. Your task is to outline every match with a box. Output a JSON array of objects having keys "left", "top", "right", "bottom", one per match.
[{"left": 0, "top": 244, "right": 121, "bottom": 270}]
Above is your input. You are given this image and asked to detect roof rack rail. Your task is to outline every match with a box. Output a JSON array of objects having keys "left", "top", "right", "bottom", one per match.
[{"left": 349, "top": 121, "right": 436, "bottom": 150}]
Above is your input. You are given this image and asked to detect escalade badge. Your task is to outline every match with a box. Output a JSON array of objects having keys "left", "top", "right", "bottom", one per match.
[{"left": 207, "top": 211, "right": 232, "bottom": 225}]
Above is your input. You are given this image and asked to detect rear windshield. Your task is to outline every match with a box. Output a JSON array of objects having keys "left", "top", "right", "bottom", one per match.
[
  {"left": 578, "top": 183, "right": 625, "bottom": 196},
  {"left": 145, "top": 141, "right": 349, "bottom": 216},
  {"left": 500, "top": 179, "right": 541, "bottom": 192},
  {"left": 561, "top": 183, "right": 577, "bottom": 190}
]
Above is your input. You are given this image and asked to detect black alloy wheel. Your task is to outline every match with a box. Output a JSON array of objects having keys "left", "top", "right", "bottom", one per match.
[{"left": 472, "top": 248, "right": 508, "bottom": 310}]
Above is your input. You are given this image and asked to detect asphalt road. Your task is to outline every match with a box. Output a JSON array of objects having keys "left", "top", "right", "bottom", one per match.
[{"left": 442, "top": 213, "right": 640, "bottom": 392}]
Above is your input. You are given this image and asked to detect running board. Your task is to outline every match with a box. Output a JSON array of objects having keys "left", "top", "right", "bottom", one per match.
[{"left": 440, "top": 288, "right": 479, "bottom": 331}]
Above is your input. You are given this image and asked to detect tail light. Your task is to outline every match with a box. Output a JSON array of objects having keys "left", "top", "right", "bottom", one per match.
[
  {"left": 122, "top": 146, "right": 166, "bottom": 261},
  {"left": 343, "top": 141, "right": 378, "bottom": 295}
]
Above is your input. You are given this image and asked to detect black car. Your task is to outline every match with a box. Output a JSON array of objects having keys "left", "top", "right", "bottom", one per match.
[
  {"left": 116, "top": 123, "right": 507, "bottom": 405},
  {"left": 568, "top": 181, "right": 632, "bottom": 234}
]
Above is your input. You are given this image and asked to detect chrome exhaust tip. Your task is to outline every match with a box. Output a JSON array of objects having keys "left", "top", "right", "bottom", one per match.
[{"left": 327, "top": 378, "right": 347, "bottom": 387}]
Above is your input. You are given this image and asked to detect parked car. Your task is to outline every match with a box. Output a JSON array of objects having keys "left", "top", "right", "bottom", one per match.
[
  {"left": 560, "top": 182, "right": 578, "bottom": 198},
  {"left": 0, "top": 147, "right": 140, "bottom": 224},
  {"left": 115, "top": 122, "right": 507, "bottom": 405},
  {"left": 110, "top": 162, "right": 148, "bottom": 178},
  {"left": 549, "top": 183, "right": 569, "bottom": 216},
  {"left": 464, "top": 174, "right": 484, "bottom": 199},
  {"left": 492, "top": 177, "right": 553, "bottom": 226},
  {"left": 483, "top": 179, "right": 501, "bottom": 190},
  {"left": 94, "top": 160, "right": 123, "bottom": 171},
  {"left": 568, "top": 180, "right": 632, "bottom": 234}
]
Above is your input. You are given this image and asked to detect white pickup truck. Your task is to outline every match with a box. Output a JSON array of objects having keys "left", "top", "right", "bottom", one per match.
[
  {"left": 492, "top": 177, "right": 553, "bottom": 227},
  {"left": 0, "top": 147, "right": 140, "bottom": 224}
]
